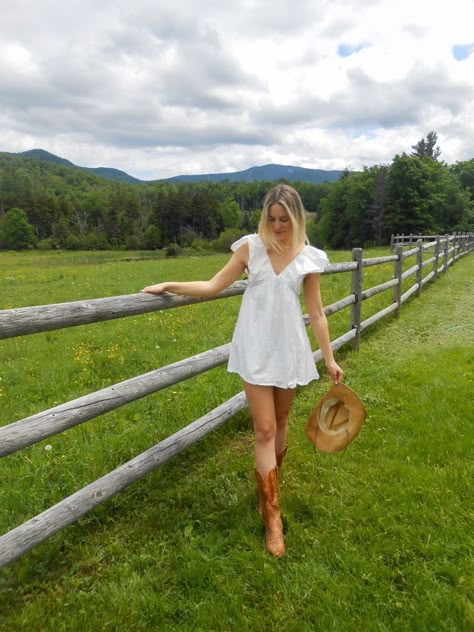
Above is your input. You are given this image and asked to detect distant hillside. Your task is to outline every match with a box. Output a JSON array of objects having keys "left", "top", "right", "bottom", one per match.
[
  {"left": 8, "top": 149, "right": 344, "bottom": 185},
  {"left": 18, "top": 148, "right": 77, "bottom": 168},
  {"left": 15, "top": 149, "right": 142, "bottom": 185},
  {"left": 82, "top": 166, "right": 143, "bottom": 184},
  {"left": 164, "top": 163, "right": 343, "bottom": 184}
]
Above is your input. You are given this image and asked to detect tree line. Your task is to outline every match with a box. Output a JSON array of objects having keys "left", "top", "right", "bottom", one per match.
[{"left": 0, "top": 133, "right": 472, "bottom": 251}]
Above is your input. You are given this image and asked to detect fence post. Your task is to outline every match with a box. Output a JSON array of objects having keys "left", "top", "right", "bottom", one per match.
[
  {"left": 391, "top": 233, "right": 400, "bottom": 252},
  {"left": 443, "top": 235, "right": 449, "bottom": 272},
  {"left": 350, "top": 248, "right": 363, "bottom": 351},
  {"left": 434, "top": 235, "right": 440, "bottom": 279},
  {"left": 393, "top": 244, "right": 403, "bottom": 318},
  {"left": 416, "top": 239, "right": 423, "bottom": 297}
]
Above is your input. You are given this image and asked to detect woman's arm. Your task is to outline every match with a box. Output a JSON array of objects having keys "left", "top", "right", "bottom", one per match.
[
  {"left": 303, "top": 273, "right": 344, "bottom": 384},
  {"left": 141, "top": 244, "right": 249, "bottom": 298}
]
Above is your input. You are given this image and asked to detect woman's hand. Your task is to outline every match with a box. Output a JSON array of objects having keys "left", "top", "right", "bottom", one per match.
[
  {"left": 141, "top": 283, "right": 169, "bottom": 294},
  {"left": 325, "top": 359, "right": 344, "bottom": 385}
]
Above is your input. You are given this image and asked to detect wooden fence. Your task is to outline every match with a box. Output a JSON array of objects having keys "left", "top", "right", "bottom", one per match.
[
  {"left": 390, "top": 232, "right": 473, "bottom": 251},
  {"left": 0, "top": 233, "right": 473, "bottom": 568}
]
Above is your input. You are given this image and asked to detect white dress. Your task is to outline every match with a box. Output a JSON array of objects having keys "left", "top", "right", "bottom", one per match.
[{"left": 227, "top": 234, "right": 329, "bottom": 388}]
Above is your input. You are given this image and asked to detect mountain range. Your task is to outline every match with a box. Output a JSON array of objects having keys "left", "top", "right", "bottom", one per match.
[{"left": 8, "top": 149, "right": 344, "bottom": 185}]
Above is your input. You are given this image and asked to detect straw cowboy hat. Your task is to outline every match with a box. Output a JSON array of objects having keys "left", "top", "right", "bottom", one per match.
[{"left": 305, "top": 383, "right": 367, "bottom": 453}]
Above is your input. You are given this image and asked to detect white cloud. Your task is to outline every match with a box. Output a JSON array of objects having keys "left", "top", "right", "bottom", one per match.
[{"left": 0, "top": 0, "right": 473, "bottom": 179}]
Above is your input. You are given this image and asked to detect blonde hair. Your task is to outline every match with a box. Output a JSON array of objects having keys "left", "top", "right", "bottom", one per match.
[{"left": 258, "top": 184, "right": 308, "bottom": 252}]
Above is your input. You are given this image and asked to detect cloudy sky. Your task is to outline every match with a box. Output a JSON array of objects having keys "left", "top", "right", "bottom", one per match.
[{"left": 1, "top": 0, "right": 473, "bottom": 180}]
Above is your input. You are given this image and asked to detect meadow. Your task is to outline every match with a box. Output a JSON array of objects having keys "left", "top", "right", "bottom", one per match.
[{"left": 0, "top": 247, "right": 472, "bottom": 631}]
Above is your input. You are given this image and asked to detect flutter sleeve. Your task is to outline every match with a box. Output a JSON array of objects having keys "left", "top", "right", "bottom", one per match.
[
  {"left": 299, "top": 246, "right": 329, "bottom": 274},
  {"left": 230, "top": 234, "right": 257, "bottom": 252}
]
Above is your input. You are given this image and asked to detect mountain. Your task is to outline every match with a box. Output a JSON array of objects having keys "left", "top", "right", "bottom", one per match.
[
  {"left": 16, "top": 149, "right": 142, "bottom": 185},
  {"left": 164, "top": 163, "right": 343, "bottom": 184},
  {"left": 18, "top": 148, "right": 77, "bottom": 168},
  {"left": 81, "top": 166, "right": 143, "bottom": 184},
  {"left": 11, "top": 149, "right": 344, "bottom": 185}
]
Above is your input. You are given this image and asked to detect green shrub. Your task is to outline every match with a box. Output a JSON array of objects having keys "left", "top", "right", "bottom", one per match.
[
  {"left": 165, "top": 242, "right": 181, "bottom": 257},
  {"left": 0, "top": 207, "right": 37, "bottom": 250},
  {"left": 37, "top": 238, "right": 55, "bottom": 250},
  {"left": 212, "top": 227, "right": 246, "bottom": 252}
]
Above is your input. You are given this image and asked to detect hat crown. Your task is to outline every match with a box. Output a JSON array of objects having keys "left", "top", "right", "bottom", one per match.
[{"left": 319, "top": 398, "right": 350, "bottom": 435}]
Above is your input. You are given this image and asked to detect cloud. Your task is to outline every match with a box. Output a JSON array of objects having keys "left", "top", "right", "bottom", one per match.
[{"left": 0, "top": 0, "right": 473, "bottom": 178}]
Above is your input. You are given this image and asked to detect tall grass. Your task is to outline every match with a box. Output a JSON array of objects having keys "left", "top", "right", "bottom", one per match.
[{"left": 0, "top": 249, "right": 472, "bottom": 631}]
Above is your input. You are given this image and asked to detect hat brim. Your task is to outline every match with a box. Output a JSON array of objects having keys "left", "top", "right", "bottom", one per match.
[{"left": 305, "top": 383, "right": 367, "bottom": 453}]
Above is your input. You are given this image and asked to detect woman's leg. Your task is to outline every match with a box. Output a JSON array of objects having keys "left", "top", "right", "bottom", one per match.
[
  {"left": 244, "top": 381, "right": 287, "bottom": 557},
  {"left": 243, "top": 381, "right": 278, "bottom": 477},
  {"left": 243, "top": 382, "right": 296, "bottom": 474},
  {"left": 273, "top": 386, "right": 296, "bottom": 458}
]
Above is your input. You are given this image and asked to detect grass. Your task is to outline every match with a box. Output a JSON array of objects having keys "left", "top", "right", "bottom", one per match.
[{"left": 0, "top": 248, "right": 473, "bottom": 631}]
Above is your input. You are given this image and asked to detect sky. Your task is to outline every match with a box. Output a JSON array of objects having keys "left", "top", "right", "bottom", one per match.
[{"left": 1, "top": 0, "right": 474, "bottom": 180}]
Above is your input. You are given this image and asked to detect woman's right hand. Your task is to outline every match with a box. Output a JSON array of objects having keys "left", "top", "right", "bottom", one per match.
[{"left": 325, "top": 359, "right": 344, "bottom": 385}]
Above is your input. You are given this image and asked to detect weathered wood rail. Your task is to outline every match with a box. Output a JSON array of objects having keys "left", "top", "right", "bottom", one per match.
[
  {"left": 390, "top": 231, "right": 473, "bottom": 252},
  {"left": 0, "top": 233, "right": 472, "bottom": 568}
]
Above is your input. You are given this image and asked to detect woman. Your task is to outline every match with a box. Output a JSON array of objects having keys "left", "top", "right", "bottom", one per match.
[{"left": 142, "top": 184, "right": 343, "bottom": 558}]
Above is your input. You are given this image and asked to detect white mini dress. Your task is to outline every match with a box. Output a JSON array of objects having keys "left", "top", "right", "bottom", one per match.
[{"left": 227, "top": 234, "right": 329, "bottom": 388}]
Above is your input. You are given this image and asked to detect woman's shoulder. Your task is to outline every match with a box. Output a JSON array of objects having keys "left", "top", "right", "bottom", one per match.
[{"left": 230, "top": 233, "right": 263, "bottom": 252}]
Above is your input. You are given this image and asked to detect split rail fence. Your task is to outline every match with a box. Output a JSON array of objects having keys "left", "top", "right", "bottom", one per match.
[
  {"left": 0, "top": 233, "right": 472, "bottom": 568},
  {"left": 390, "top": 231, "right": 473, "bottom": 251}
]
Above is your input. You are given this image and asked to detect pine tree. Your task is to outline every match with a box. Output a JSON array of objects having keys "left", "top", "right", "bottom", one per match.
[{"left": 411, "top": 131, "right": 441, "bottom": 160}]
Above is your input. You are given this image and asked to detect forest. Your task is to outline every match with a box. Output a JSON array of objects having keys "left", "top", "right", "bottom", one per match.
[{"left": 0, "top": 133, "right": 473, "bottom": 251}]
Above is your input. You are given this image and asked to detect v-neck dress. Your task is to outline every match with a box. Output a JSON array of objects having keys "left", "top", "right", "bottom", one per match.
[{"left": 227, "top": 234, "right": 329, "bottom": 388}]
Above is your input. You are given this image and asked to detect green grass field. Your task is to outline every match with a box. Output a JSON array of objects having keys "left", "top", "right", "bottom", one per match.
[{"left": 0, "top": 248, "right": 473, "bottom": 631}]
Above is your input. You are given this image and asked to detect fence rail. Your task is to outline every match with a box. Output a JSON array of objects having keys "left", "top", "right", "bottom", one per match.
[
  {"left": 0, "top": 233, "right": 472, "bottom": 568},
  {"left": 390, "top": 231, "right": 473, "bottom": 252}
]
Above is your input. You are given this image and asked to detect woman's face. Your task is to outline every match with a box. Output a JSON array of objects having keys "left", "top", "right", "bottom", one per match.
[{"left": 268, "top": 203, "right": 293, "bottom": 245}]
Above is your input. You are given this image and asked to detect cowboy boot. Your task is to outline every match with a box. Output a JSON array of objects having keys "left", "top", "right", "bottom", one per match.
[
  {"left": 257, "top": 445, "right": 288, "bottom": 515},
  {"left": 255, "top": 466, "right": 285, "bottom": 558}
]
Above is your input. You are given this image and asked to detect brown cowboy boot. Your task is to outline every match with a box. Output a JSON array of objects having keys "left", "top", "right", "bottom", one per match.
[
  {"left": 255, "top": 466, "right": 285, "bottom": 558},
  {"left": 257, "top": 445, "right": 288, "bottom": 515}
]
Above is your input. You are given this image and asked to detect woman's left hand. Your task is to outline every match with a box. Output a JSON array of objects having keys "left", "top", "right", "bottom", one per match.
[{"left": 325, "top": 360, "right": 344, "bottom": 385}]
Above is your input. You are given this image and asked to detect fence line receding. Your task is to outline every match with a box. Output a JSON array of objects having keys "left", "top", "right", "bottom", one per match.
[{"left": 0, "top": 232, "right": 472, "bottom": 568}]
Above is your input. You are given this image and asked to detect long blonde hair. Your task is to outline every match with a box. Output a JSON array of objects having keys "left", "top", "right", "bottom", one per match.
[{"left": 258, "top": 184, "right": 308, "bottom": 252}]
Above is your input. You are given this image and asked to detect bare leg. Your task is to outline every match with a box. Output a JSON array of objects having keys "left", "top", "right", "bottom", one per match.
[
  {"left": 243, "top": 382, "right": 278, "bottom": 477},
  {"left": 244, "top": 382, "right": 287, "bottom": 557},
  {"left": 273, "top": 386, "right": 296, "bottom": 457},
  {"left": 243, "top": 382, "right": 296, "bottom": 476}
]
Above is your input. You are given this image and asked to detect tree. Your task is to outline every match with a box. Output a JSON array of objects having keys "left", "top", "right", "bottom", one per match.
[
  {"left": 317, "top": 169, "right": 380, "bottom": 248},
  {"left": 451, "top": 159, "right": 474, "bottom": 201},
  {"left": 366, "top": 166, "right": 388, "bottom": 245},
  {"left": 220, "top": 198, "right": 241, "bottom": 228},
  {"left": 411, "top": 131, "right": 441, "bottom": 160},
  {"left": 0, "top": 207, "right": 37, "bottom": 250},
  {"left": 143, "top": 224, "right": 162, "bottom": 250},
  {"left": 425, "top": 160, "right": 471, "bottom": 233},
  {"left": 384, "top": 154, "right": 435, "bottom": 237},
  {"left": 317, "top": 177, "right": 350, "bottom": 248}
]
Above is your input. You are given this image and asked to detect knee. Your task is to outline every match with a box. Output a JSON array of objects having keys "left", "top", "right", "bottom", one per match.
[
  {"left": 254, "top": 417, "right": 276, "bottom": 443},
  {"left": 275, "top": 409, "right": 290, "bottom": 429}
]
